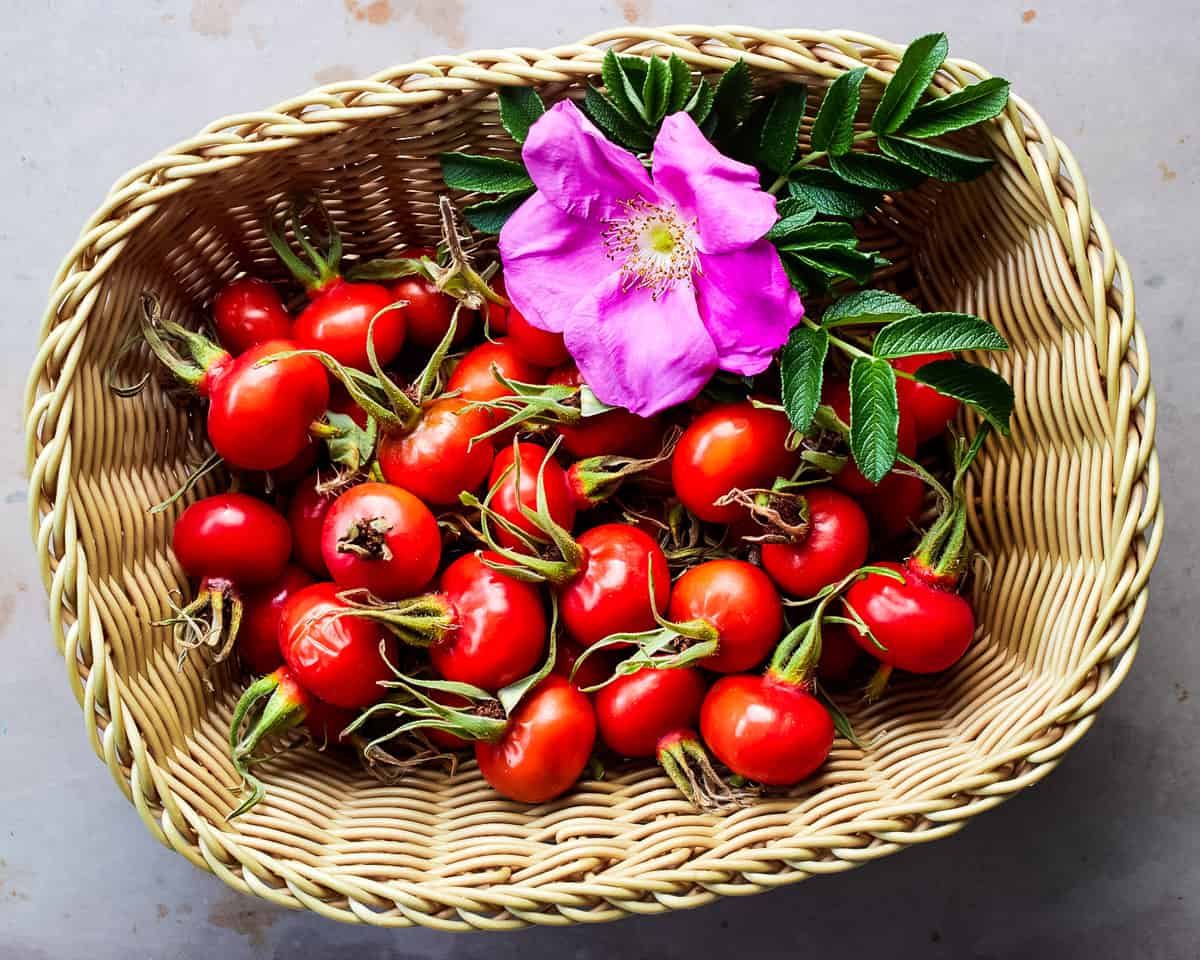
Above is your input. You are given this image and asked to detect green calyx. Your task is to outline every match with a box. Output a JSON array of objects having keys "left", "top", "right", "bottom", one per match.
[
  {"left": 572, "top": 566, "right": 719, "bottom": 689},
  {"left": 265, "top": 192, "right": 343, "bottom": 293},
  {"left": 336, "top": 516, "right": 395, "bottom": 562},
  {"left": 136, "top": 294, "right": 230, "bottom": 391},
  {"left": 714, "top": 485, "right": 811, "bottom": 543},
  {"left": 459, "top": 436, "right": 585, "bottom": 585},
  {"left": 566, "top": 427, "right": 681, "bottom": 509},
  {"left": 909, "top": 425, "right": 990, "bottom": 587},
  {"left": 347, "top": 674, "right": 509, "bottom": 750},
  {"left": 333, "top": 589, "right": 458, "bottom": 648},
  {"left": 227, "top": 668, "right": 312, "bottom": 820},
  {"left": 463, "top": 373, "right": 583, "bottom": 447}
]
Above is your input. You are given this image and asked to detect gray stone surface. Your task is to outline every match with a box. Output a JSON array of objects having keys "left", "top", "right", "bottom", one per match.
[{"left": 1, "top": 1, "right": 1194, "bottom": 956}]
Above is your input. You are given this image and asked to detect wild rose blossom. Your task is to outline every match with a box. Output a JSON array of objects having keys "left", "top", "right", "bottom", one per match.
[{"left": 498, "top": 100, "right": 804, "bottom": 416}]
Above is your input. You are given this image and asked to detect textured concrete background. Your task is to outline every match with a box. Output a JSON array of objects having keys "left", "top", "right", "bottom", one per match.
[{"left": 2, "top": 1, "right": 1194, "bottom": 957}]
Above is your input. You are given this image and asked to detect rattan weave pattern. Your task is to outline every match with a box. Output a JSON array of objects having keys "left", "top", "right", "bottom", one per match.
[{"left": 24, "top": 25, "right": 1161, "bottom": 930}]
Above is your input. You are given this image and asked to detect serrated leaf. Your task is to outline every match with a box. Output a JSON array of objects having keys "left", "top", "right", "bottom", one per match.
[
  {"left": 666, "top": 54, "right": 694, "bottom": 114},
  {"left": 774, "top": 220, "right": 858, "bottom": 249},
  {"left": 758, "top": 83, "right": 808, "bottom": 175},
  {"left": 685, "top": 77, "right": 715, "bottom": 125},
  {"left": 872, "top": 312, "right": 1008, "bottom": 358},
  {"left": 581, "top": 86, "right": 653, "bottom": 152},
  {"left": 642, "top": 56, "right": 671, "bottom": 123},
  {"left": 871, "top": 32, "right": 950, "bottom": 134},
  {"left": 787, "top": 168, "right": 881, "bottom": 218},
  {"left": 781, "top": 254, "right": 827, "bottom": 296},
  {"left": 848, "top": 356, "right": 900, "bottom": 484},
  {"left": 766, "top": 206, "right": 818, "bottom": 240},
  {"left": 793, "top": 247, "right": 879, "bottom": 285},
  {"left": 440, "top": 153, "right": 534, "bottom": 194},
  {"left": 810, "top": 66, "right": 866, "bottom": 155},
  {"left": 712, "top": 59, "right": 753, "bottom": 141},
  {"left": 496, "top": 87, "right": 545, "bottom": 145},
  {"left": 823, "top": 290, "right": 921, "bottom": 326},
  {"left": 601, "top": 49, "right": 646, "bottom": 123},
  {"left": 878, "top": 136, "right": 995, "bottom": 183},
  {"left": 829, "top": 152, "right": 927, "bottom": 191},
  {"left": 463, "top": 190, "right": 533, "bottom": 234},
  {"left": 913, "top": 358, "right": 1014, "bottom": 433},
  {"left": 724, "top": 98, "right": 769, "bottom": 165},
  {"left": 780, "top": 325, "right": 829, "bottom": 433},
  {"left": 901, "top": 77, "right": 1010, "bottom": 138},
  {"left": 775, "top": 196, "right": 815, "bottom": 220}
]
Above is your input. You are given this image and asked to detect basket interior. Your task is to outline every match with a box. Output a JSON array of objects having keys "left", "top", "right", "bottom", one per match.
[{"left": 40, "top": 63, "right": 1125, "bottom": 918}]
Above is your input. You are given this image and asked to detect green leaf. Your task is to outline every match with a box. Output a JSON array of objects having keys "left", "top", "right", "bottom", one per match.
[
  {"left": 872, "top": 312, "right": 1009, "bottom": 358},
  {"left": 823, "top": 290, "right": 921, "bottom": 326},
  {"left": 775, "top": 220, "right": 858, "bottom": 249},
  {"left": 666, "top": 54, "right": 694, "bottom": 114},
  {"left": 810, "top": 66, "right": 866, "bottom": 155},
  {"left": 602, "top": 49, "right": 646, "bottom": 123},
  {"left": 685, "top": 77, "right": 715, "bottom": 125},
  {"left": 780, "top": 325, "right": 829, "bottom": 433},
  {"left": 724, "top": 98, "right": 769, "bottom": 165},
  {"left": 792, "top": 247, "right": 879, "bottom": 285},
  {"left": 496, "top": 87, "right": 546, "bottom": 145},
  {"left": 642, "top": 56, "right": 672, "bottom": 123},
  {"left": 581, "top": 86, "right": 653, "bottom": 152},
  {"left": 462, "top": 190, "right": 533, "bottom": 234},
  {"left": 829, "top": 152, "right": 927, "bottom": 191},
  {"left": 901, "top": 77, "right": 1010, "bottom": 138},
  {"left": 787, "top": 168, "right": 880, "bottom": 218},
  {"left": 758, "top": 83, "right": 808, "bottom": 175},
  {"left": 871, "top": 32, "right": 949, "bottom": 134},
  {"left": 781, "top": 254, "right": 828, "bottom": 296},
  {"left": 440, "top": 153, "right": 534, "bottom": 194},
  {"left": 711, "top": 59, "right": 753, "bottom": 141},
  {"left": 766, "top": 206, "right": 818, "bottom": 240},
  {"left": 913, "top": 358, "right": 1015, "bottom": 433},
  {"left": 848, "top": 356, "right": 900, "bottom": 484},
  {"left": 775, "top": 196, "right": 816, "bottom": 220},
  {"left": 878, "top": 136, "right": 995, "bottom": 182}
]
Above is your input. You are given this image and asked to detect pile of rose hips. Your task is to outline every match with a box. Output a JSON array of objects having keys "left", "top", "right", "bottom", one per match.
[{"left": 131, "top": 197, "right": 980, "bottom": 818}]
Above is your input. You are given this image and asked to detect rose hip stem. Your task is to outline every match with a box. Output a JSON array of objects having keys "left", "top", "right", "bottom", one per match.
[{"left": 656, "top": 729, "right": 757, "bottom": 813}]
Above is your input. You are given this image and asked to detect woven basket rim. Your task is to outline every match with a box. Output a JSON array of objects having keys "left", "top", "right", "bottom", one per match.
[{"left": 24, "top": 24, "right": 1163, "bottom": 931}]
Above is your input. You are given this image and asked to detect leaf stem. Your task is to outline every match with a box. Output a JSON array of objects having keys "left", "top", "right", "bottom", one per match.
[{"left": 767, "top": 130, "right": 879, "bottom": 195}]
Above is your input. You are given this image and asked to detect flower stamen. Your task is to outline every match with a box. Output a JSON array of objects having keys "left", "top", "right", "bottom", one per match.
[{"left": 601, "top": 197, "right": 699, "bottom": 299}]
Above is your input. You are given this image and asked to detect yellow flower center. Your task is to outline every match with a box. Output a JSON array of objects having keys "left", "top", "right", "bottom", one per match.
[{"left": 601, "top": 197, "right": 699, "bottom": 299}]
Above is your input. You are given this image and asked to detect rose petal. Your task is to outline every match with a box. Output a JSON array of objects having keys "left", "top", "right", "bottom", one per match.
[
  {"left": 651, "top": 112, "right": 778, "bottom": 255},
  {"left": 498, "top": 193, "right": 615, "bottom": 334},
  {"left": 695, "top": 242, "right": 806, "bottom": 376},
  {"left": 521, "top": 100, "right": 656, "bottom": 221},
  {"left": 564, "top": 275, "right": 718, "bottom": 416}
]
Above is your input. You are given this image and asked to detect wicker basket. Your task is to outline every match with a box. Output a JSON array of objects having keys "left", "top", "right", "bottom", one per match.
[{"left": 25, "top": 25, "right": 1162, "bottom": 930}]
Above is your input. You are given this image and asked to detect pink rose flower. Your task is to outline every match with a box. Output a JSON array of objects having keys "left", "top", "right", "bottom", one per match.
[{"left": 498, "top": 100, "right": 805, "bottom": 416}]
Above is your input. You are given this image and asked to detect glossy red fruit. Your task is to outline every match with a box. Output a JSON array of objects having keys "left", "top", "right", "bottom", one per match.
[
  {"left": 559, "top": 524, "right": 671, "bottom": 648},
  {"left": 391, "top": 276, "right": 471, "bottom": 348},
  {"left": 278, "top": 582, "right": 396, "bottom": 709},
  {"left": 172, "top": 493, "right": 291, "bottom": 587},
  {"left": 271, "top": 439, "right": 319, "bottom": 487},
  {"left": 486, "top": 443, "right": 577, "bottom": 551},
  {"left": 824, "top": 380, "right": 917, "bottom": 498},
  {"left": 554, "top": 638, "right": 617, "bottom": 691},
  {"left": 475, "top": 675, "right": 596, "bottom": 803},
  {"left": 760, "top": 487, "right": 870, "bottom": 598},
  {"left": 482, "top": 275, "right": 509, "bottom": 335},
  {"left": 328, "top": 384, "right": 369, "bottom": 429},
  {"left": 377, "top": 398, "right": 494, "bottom": 505},
  {"left": 506, "top": 307, "right": 570, "bottom": 367},
  {"left": 672, "top": 402, "right": 799, "bottom": 523},
  {"left": 304, "top": 699, "right": 355, "bottom": 746},
  {"left": 857, "top": 470, "right": 926, "bottom": 541},
  {"left": 893, "top": 352, "right": 961, "bottom": 443},
  {"left": 667, "top": 559, "right": 783, "bottom": 674},
  {"left": 205, "top": 338, "right": 330, "bottom": 472},
  {"left": 321, "top": 482, "right": 441, "bottom": 599},
  {"left": 238, "top": 565, "right": 315, "bottom": 674},
  {"left": 212, "top": 277, "right": 292, "bottom": 355},
  {"left": 293, "top": 279, "right": 404, "bottom": 372},
  {"left": 843, "top": 561, "right": 975, "bottom": 673},
  {"left": 287, "top": 475, "right": 336, "bottom": 578},
  {"left": 700, "top": 674, "right": 834, "bottom": 785},
  {"left": 594, "top": 667, "right": 706, "bottom": 758},
  {"left": 817, "top": 622, "right": 862, "bottom": 682},
  {"left": 447, "top": 339, "right": 545, "bottom": 403},
  {"left": 429, "top": 551, "right": 547, "bottom": 692},
  {"left": 547, "top": 363, "right": 661, "bottom": 459}
]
